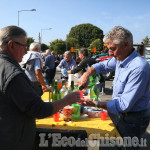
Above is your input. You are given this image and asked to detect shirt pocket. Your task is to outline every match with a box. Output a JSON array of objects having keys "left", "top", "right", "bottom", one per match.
[{"left": 115, "top": 76, "right": 127, "bottom": 94}]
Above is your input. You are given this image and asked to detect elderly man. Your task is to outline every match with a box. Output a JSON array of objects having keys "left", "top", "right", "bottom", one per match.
[
  {"left": 0, "top": 26, "right": 82, "bottom": 150},
  {"left": 57, "top": 51, "right": 76, "bottom": 78},
  {"left": 79, "top": 26, "right": 150, "bottom": 149},
  {"left": 21, "top": 42, "right": 47, "bottom": 96}
]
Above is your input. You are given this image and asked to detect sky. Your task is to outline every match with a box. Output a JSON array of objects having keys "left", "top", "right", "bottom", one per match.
[{"left": 0, "top": 0, "right": 150, "bottom": 45}]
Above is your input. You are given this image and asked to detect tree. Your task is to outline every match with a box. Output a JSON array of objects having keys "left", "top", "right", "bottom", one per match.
[
  {"left": 41, "top": 43, "right": 49, "bottom": 52},
  {"left": 88, "top": 39, "right": 103, "bottom": 52},
  {"left": 27, "top": 37, "right": 34, "bottom": 50},
  {"left": 67, "top": 23, "right": 103, "bottom": 48},
  {"left": 49, "top": 39, "right": 66, "bottom": 54},
  {"left": 142, "top": 36, "right": 150, "bottom": 45},
  {"left": 66, "top": 37, "right": 79, "bottom": 50}
]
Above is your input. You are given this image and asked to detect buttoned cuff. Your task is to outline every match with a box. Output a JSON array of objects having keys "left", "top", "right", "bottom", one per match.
[{"left": 107, "top": 100, "right": 120, "bottom": 115}]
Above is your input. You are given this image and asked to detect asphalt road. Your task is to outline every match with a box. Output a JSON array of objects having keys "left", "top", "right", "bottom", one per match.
[{"left": 54, "top": 71, "right": 150, "bottom": 150}]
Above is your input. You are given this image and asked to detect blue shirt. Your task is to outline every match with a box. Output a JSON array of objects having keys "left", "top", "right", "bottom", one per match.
[
  {"left": 93, "top": 50, "right": 150, "bottom": 115},
  {"left": 25, "top": 59, "right": 41, "bottom": 82},
  {"left": 45, "top": 55, "right": 55, "bottom": 69},
  {"left": 57, "top": 58, "right": 76, "bottom": 71}
]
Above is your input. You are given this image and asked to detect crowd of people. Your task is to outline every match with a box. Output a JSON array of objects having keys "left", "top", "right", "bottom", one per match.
[{"left": 0, "top": 25, "right": 150, "bottom": 150}]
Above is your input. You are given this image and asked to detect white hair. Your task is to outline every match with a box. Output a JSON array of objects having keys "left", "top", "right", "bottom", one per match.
[
  {"left": 45, "top": 49, "right": 50, "bottom": 55},
  {"left": 103, "top": 26, "right": 133, "bottom": 48},
  {"left": 29, "top": 42, "right": 40, "bottom": 51},
  {"left": 64, "top": 51, "right": 71, "bottom": 55}
]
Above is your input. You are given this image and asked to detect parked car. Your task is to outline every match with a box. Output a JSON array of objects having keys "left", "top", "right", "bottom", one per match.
[
  {"left": 92, "top": 53, "right": 108, "bottom": 59},
  {"left": 144, "top": 45, "right": 150, "bottom": 65}
]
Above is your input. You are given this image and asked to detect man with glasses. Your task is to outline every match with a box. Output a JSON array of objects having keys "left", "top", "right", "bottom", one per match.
[
  {"left": 21, "top": 42, "right": 47, "bottom": 96},
  {"left": 0, "top": 26, "right": 82, "bottom": 150},
  {"left": 13, "top": 41, "right": 28, "bottom": 49},
  {"left": 79, "top": 26, "right": 150, "bottom": 149}
]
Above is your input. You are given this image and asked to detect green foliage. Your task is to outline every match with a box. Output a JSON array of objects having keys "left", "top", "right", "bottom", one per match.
[
  {"left": 41, "top": 43, "right": 49, "bottom": 52},
  {"left": 142, "top": 36, "right": 150, "bottom": 45},
  {"left": 27, "top": 37, "right": 34, "bottom": 50},
  {"left": 68, "top": 23, "right": 103, "bottom": 48},
  {"left": 88, "top": 39, "right": 103, "bottom": 51},
  {"left": 50, "top": 39, "right": 66, "bottom": 54},
  {"left": 66, "top": 37, "right": 79, "bottom": 50}
]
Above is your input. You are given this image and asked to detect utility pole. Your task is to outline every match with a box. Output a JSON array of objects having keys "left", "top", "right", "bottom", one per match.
[
  {"left": 39, "top": 32, "right": 41, "bottom": 44},
  {"left": 39, "top": 32, "right": 41, "bottom": 51}
]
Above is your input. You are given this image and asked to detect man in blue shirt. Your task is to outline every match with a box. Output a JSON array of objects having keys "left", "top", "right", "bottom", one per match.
[
  {"left": 79, "top": 26, "right": 150, "bottom": 149},
  {"left": 44, "top": 50, "right": 56, "bottom": 85},
  {"left": 57, "top": 51, "right": 76, "bottom": 78}
]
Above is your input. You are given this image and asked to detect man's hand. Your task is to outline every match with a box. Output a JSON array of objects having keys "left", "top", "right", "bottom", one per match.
[
  {"left": 67, "top": 70, "right": 71, "bottom": 74},
  {"left": 78, "top": 73, "right": 89, "bottom": 89},
  {"left": 61, "top": 68, "right": 68, "bottom": 77},
  {"left": 52, "top": 92, "right": 83, "bottom": 114},
  {"left": 55, "top": 60, "right": 59, "bottom": 63},
  {"left": 42, "top": 85, "right": 48, "bottom": 92},
  {"left": 57, "top": 67, "right": 61, "bottom": 71},
  {"left": 79, "top": 98, "right": 108, "bottom": 110},
  {"left": 78, "top": 66, "right": 96, "bottom": 89},
  {"left": 62, "top": 92, "right": 83, "bottom": 105},
  {"left": 79, "top": 98, "right": 96, "bottom": 107}
]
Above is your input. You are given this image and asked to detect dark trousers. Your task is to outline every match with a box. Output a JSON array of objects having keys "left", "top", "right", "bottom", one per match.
[
  {"left": 44, "top": 68, "right": 56, "bottom": 86},
  {"left": 108, "top": 109, "right": 150, "bottom": 150}
]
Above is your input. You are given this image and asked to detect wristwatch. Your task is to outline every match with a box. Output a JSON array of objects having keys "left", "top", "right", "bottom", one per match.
[{"left": 95, "top": 101, "right": 99, "bottom": 108}]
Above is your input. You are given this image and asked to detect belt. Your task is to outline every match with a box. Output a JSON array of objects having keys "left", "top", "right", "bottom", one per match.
[{"left": 122, "top": 109, "right": 148, "bottom": 117}]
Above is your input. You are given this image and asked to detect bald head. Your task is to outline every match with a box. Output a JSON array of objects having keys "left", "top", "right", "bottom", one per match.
[
  {"left": 29, "top": 42, "right": 40, "bottom": 52},
  {"left": 51, "top": 51, "right": 55, "bottom": 56}
]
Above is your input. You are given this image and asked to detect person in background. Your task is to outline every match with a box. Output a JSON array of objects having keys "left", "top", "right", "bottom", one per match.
[
  {"left": 67, "top": 48, "right": 96, "bottom": 76},
  {"left": 51, "top": 51, "right": 59, "bottom": 76},
  {"left": 43, "top": 49, "right": 50, "bottom": 60},
  {"left": 55, "top": 54, "right": 60, "bottom": 68},
  {"left": 59, "top": 54, "right": 63, "bottom": 61},
  {"left": 68, "top": 48, "right": 105, "bottom": 93},
  {"left": 51, "top": 51, "right": 60, "bottom": 66},
  {"left": 57, "top": 51, "right": 76, "bottom": 79},
  {"left": 0, "top": 25, "right": 82, "bottom": 150},
  {"left": 79, "top": 26, "right": 150, "bottom": 150},
  {"left": 44, "top": 49, "right": 56, "bottom": 85},
  {"left": 21, "top": 42, "right": 47, "bottom": 96}
]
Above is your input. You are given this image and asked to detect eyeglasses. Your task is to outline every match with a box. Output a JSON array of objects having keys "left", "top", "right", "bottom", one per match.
[{"left": 13, "top": 41, "right": 27, "bottom": 50}]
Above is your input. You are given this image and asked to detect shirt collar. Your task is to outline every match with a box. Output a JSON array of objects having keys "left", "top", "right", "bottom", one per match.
[
  {"left": 65, "top": 58, "right": 72, "bottom": 63},
  {"left": 119, "top": 49, "right": 137, "bottom": 68}
]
